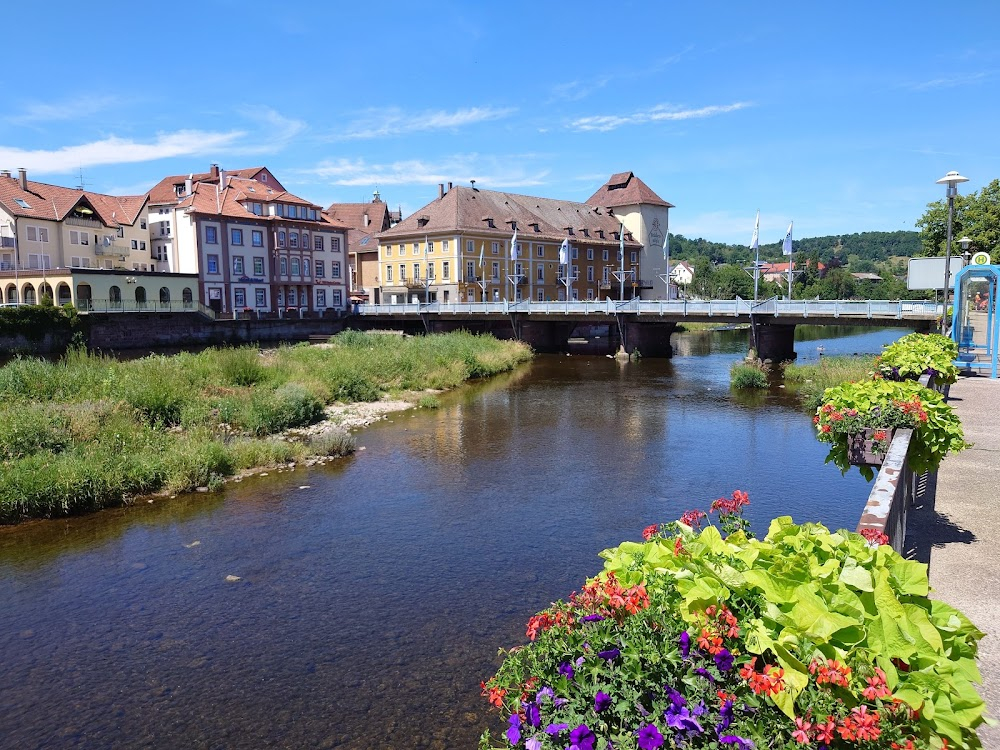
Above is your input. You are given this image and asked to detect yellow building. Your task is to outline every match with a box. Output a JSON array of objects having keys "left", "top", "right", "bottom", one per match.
[{"left": 375, "top": 176, "right": 670, "bottom": 304}]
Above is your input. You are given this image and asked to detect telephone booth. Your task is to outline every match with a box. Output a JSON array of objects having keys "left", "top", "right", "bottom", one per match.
[{"left": 950, "top": 264, "right": 1000, "bottom": 378}]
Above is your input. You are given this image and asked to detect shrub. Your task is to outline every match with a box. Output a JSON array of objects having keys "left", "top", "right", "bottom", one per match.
[
  {"left": 0, "top": 403, "right": 71, "bottom": 459},
  {"left": 243, "top": 383, "right": 325, "bottom": 436},
  {"left": 875, "top": 333, "right": 960, "bottom": 386},
  {"left": 730, "top": 360, "right": 769, "bottom": 389},
  {"left": 216, "top": 346, "right": 267, "bottom": 386},
  {"left": 307, "top": 429, "right": 356, "bottom": 457},
  {"left": 480, "top": 492, "right": 987, "bottom": 750},
  {"left": 417, "top": 394, "right": 441, "bottom": 409}
]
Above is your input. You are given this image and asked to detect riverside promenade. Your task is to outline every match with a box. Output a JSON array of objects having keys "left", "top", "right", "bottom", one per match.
[{"left": 906, "top": 376, "right": 1000, "bottom": 745}]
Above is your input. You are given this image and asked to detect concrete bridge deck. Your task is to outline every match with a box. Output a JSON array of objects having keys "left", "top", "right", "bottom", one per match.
[{"left": 905, "top": 376, "right": 1000, "bottom": 742}]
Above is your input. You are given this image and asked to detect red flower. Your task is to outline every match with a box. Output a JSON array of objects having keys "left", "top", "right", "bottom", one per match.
[
  {"left": 680, "top": 509, "right": 707, "bottom": 528},
  {"left": 673, "top": 537, "right": 687, "bottom": 556},
  {"left": 860, "top": 528, "right": 890, "bottom": 546},
  {"left": 791, "top": 716, "right": 812, "bottom": 744},
  {"left": 821, "top": 424, "right": 832, "bottom": 433},
  {"left": 642, "top": 524, "right": 659, "bottom": 541}
]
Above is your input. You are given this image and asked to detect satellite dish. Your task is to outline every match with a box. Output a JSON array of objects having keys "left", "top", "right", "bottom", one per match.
[{"left": 103, "top": 236, "right": 112, "bottom": 247}]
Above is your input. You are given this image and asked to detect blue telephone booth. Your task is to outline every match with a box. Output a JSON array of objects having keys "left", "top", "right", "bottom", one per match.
[{"left": 950, "top": 264, "right": 1000, "bottom": 378}]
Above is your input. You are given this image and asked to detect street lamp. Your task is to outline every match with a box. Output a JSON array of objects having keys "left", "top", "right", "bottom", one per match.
[
  {"left": 959, "top": 236, "right": 972, "bottom": 265},
  {"left": 935, "top": 170, "right": 969, "bottom": 333}
]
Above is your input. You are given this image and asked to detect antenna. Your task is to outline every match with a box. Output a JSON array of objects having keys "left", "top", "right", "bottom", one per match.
[{"left": 75, "top": 166, "right": 89, "bottom": 191}]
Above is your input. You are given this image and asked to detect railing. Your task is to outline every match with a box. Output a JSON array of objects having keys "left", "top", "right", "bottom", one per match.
[
  {"left": 355, "top": 298, "right": 942, "bottom": 320},
  {"left": 64, "top": 216, "right": 103, "bottom": 228},
  {"left": 77, "top": 299, "right": 202, "bottom": 314},
  {"left": 94, "top": 244, "right": 132, "bottom": 256}
]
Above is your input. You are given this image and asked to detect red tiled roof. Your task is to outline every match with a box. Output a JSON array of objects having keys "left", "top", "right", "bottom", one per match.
[
  {"left": 326, "top": 201, "right": 393, "bottom": 233},
  {"left": 586, "top": 172, "right": 673, "bottom": 209},
  {"left": 146, "top": 166, "right": 270, "bottom": 205},
  {"left": 177, "top": 176, "right": 349, "bottom": 229},
  {"left": 377, "top": 186, "right": 641, "bottom": 247},
  {"left": 0, "top": 174, "right": 147, "bottom": 227}
]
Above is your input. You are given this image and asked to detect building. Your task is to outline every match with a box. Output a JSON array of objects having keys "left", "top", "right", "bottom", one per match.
[
  {"left": 326, "top": 190, "right": 397, "bottom": 304},
  {"left": 0, "top": 168, "right": 198, "bottom": 309},
  {"left": 761, "top": 260, "right": 827, "bottom": 284},
  {"left": 147, "top": 166, "right": 349, "bottom": 315},
  {"left": 586, "top": 172, "right": 674, "bottom": 299},
  {"left": 375, "top": 180, "right": 647, "bottom": 305},
  {"left": 669, "top": 260, "right": 695, "bottom": 285}
]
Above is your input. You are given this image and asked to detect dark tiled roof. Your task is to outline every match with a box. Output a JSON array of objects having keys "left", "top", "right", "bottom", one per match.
[
  {"left": 0, "top": 174, "right": 147, "bottom": 227},
  {"left": 377, "top": 186, "right": 640, "bottom": 247},
  {"left": 586, "top": 172, "right": 673, "bottom": 209},
  {"left": 326, "top": 200, "right": 392, "bottom": 233}
]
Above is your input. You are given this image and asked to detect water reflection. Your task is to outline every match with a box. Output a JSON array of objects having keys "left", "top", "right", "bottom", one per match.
[{"left": 0, "top": 328, "right": 905, "bottom": 749}]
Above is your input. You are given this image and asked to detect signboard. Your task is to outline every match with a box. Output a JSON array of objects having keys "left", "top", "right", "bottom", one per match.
[
  {"left": 971, "top": 251, "right": 992, "bottom": 266},
  {"left": 907, "top": 257, "right": 965, "bottom": 290}
]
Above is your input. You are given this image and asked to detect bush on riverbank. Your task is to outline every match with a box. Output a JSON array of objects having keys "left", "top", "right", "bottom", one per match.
[
  {"left": 730, "top": 359, "right": 769, "bottom": 389},
  {"left": 0, "top": 331, "right": 532, "bottom": 523}
]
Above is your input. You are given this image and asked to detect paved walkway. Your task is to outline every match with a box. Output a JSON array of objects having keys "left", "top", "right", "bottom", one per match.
[{"left": 905, "top": 375, "right": 1000, "bottom": 747}]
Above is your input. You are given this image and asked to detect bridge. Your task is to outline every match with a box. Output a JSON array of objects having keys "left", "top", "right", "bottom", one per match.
[{"left": 354, "top": 297, "right": 939, "bottom": 359}]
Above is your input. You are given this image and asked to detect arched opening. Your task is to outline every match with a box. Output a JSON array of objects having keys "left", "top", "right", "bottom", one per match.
[
  {"left": 76, "top": 283, "right": 92, "bottom": 311},
  {"left": 135, "top": 286, "right": 147, "bottom": 305},
  {"left": 38, "top": 282, "right": 53, "bottom": 303},
  {"left": 182, "top": 287, "right": 193, "bottom": 307},
  {"left": 159, "top": 287, "right": 170, "bottom": 304},
  {"left": 23, "top": 284, "right": 36, "bottom": 305},
  {"left": 5, "top": 284, "right": 17, "bottom": 304},
  {"left": 57, "top": 282, "right": 72, "bottom": 306},
  {"left": 109, "top": 285, "right": 122, "bottom": 306}
]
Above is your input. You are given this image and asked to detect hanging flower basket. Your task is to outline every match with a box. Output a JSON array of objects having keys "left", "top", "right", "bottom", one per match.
[{"left": 847, "top": 428, "right": 895, "bottom": 466}]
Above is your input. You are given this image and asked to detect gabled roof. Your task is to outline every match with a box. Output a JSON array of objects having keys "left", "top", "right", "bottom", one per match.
[
  {"left": 377, "top": 186, "right": 641, "bottom": 248},
  {"left": 586, "top": 172, "right": 673, "bottom": 209},
  {"left": 147, "top": 166, "right": 275, "bottom": 206},
  {"left": 326, "top": 200, "right": 393, "bottom": 233},
  {"left": 0, "top": 173, "right": 147, "bottom": 227}
]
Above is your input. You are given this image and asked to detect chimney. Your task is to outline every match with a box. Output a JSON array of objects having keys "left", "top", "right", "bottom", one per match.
[
  {"left": 447, "top": 182, "right": 453, "bottom": 191},
  {"left": 18, "top": 168, "right": 27, "bottom": 191},
  {"left": 218, "top": 169, "right": 227, "bottom": 189},
  {"left": 438, "top": 183, "right": 445, "bottom": 199},
  {"left": 363, "top": 212, "right": 370, "bottom": 227},
  {"left": 210, "top": 164, "right": 219, "bottom": 179},
  {"left": 0, "top": 169, "right": 10, "bottom": 178},
  {"left": 185, "top": 174, "right": 193, "bottom": 196}
]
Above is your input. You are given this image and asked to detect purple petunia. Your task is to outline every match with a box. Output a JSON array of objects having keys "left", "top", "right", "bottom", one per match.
[
  {"left": 719, "top": 735, "right": 755, "bottom": 750},
  {"left": 558, "top": 661, "right": 575, "bottom": 680},
  {"left": 594, "top": 691, "right": 612, "bottom": 713},
  {"left": 679, "top": 631, "right": 691, "bottom": 658},
  {"left": 581, "top": 614, "right": 605, "bottom": 622},
  {"left": 664, "top": 705, "right": 703, "bottom": 734},
  {"left": 717, "top": 700, "right": 734, "bottom": 732},
  {"left": 693, "top": 667, "right": 716, "bottom": 684},
  {"left": 524, "top": 701, "right": 540, "bottom": 727},
  {"left": 535, "top": 687, "right": 554, "bottom": 702},
  {"left": 525, "top": 739, "right": 542, "bottom": 750},
  {"left": 597, "top": 647, "right": 620, "bottom": 661},
  {"left": 506, "top": 714, "right": 521, "bottom": 745},
  {"left": 637, "top": 723, "right": 665, "bottom": 749},
  {"left": 545, "top": 723, "right": 569, "bottom": 735},
  {"left": 714, "top": 648, "right": 735, "bottom": 672},
  {"left": 569, "top": 723, "right": 597, "bottom": 750},
  {"left": 664, "top": 687, "right": 686, "bottom": 709}
]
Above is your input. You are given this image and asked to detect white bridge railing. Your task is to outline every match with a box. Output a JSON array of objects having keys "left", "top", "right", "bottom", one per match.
[{"left": 356, "top": 297, "right": 940, "bottom": 320}]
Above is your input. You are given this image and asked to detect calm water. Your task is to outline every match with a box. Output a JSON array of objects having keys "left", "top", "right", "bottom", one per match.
[{"left": 0, "top": 327, "right": 905, "bottom": 749}]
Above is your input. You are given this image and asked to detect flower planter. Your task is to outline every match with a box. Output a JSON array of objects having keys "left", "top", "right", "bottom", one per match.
[{"left": 847, "top": 428, "right": 895, "bottom": 466}]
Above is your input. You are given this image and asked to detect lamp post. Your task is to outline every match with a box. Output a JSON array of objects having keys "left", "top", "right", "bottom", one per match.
[
  {"left": 959, "top": 236, "right": 972, "bottom": 266},
  {"left": 935, "top": 171, "right": 969, "bottom": 333}
]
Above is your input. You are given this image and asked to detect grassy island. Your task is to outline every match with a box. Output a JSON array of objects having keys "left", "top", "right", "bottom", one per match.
[
  {"left": 0, "top": 331, "right": 532, "bottom": 524},
  {"left": 784, "top": 355, "right": 875, "bottom": 411}
]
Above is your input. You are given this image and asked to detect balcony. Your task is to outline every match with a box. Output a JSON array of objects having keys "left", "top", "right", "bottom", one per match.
[
  {"left": 94, "top": 243, "right": 133, "bottom": 257},
  {"left": 403, "top": 276, "right": 427, "bottom": 288},
  {"left": 65, "top": 216, "right": 104, "bottom": 229}
]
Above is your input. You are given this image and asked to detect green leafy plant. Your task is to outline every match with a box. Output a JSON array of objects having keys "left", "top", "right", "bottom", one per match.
[
  {"left": 814, "top": 379, "right": 968, "bottom": 480},
  {"left": 731, "top": 360, "right": 769, "bottom": 389},
  {"left": 875, "top": 333, "right": 960, "bottom": 386},
  {"left": 481, "top": 493, "right": 987, "bottom": 750}
]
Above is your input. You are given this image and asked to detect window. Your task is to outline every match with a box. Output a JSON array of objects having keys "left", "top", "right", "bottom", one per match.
[
  {"left": 277, "top": 290, "right": 284, "bottom": 306},
  {"left": 442, "top": 240, "right": 449, "bottom": 252},
  {"left": 70, "top": 230, "right": 81, "bottom": 245},
  {"left": 538, "top": 289, "right": 545, "bottom": 301},
  {"left": 140, "top": 219, "right": 147, "bottom": 230},
  {"left": 280, "top": 256, "right": 287, "bottom": 275},
  {"left": 291, "top": 257, "right": 300, "bottom": 275},
  {"left": 317, "top": 289, "right": 327, "bottom": 308},
  {"left": 332, "top": 261, "right": 341, "bottom": 278},
  {"left": 426, "top": 240, "right": 433, "bottom": 254},
  {"left": 412, "top": 243, "right": 420, "bottom": 255},
  {"left": 602, "top": 248, "right": 609, "bottom": 261},
  {"left": 491, "top": 261, "right": 499, "bottom": 280},
  {"left": 571, "top": 265, "right": 579, "bottom": 279},
  {"left": 331, "top": 237, "right": 340, "bottom": 252},
  {"left": 332, "top": 290, "right": 342, "bottom": 306},
  {"left": 289, "top": 232, "right": 298, "bottom": 248},
  {"left": 314, "top": 235, "right": 323, "bottom": 251},
  {"left": 442, "top": 261, "right": 450, "bottom": 279},
  {"left": 603, "top": 267, "right": 610, "bottom": 282},
  {"left": 386, "top": 265, "right": 393, "bottom": 282},
  {"left": 14, "top": 198, "right": 31, "bottom": 209},
  {"left": 315, "top": 260, "right": 325, "bottom": 278},
  {"left": 514, "top": 262, "right": 523, "bottom": 276},
  {"left": 288, "top": 288, "right": 297, "bottom": 306},
  {"left": 207, "top": 254, "right": 219, "bottom": 274},
  {"left": 587, "top": 266, "right": 594, "bottom": 282},
  {"left": 413, "top": 263, "right": 420, "bottom": 279},
  {"left": 118, "top": 226, "right": 125, "bottom": 238},
  {"left": 385, "top": 246, "right": 392, "bottom": 257},
  {"left": 131, "top": 239, "right": 138, "bottom": 250},
  {"left": 302, "top": 233, "right": 309, "bottom": 248},
  {"left": 572, "top": 248, "right": 579, "bottom": 260},
  {"left": 206, "top": 226, "right": 218, "bottom": 244},
  {"left": 587, "top": 248, "right": 594, "bottom": 260},
  {"left": 467, "top": 240, "right": 474, "bottom": 253},
  {"left": 26, "top": 226, "right": 48, "bottom": 242},
  {"left": 140, "top": 241, "right": 146, "bottom": 251},
  {"left": 466, "top": 261, "right": 475, "bottom": 280},
  {"left": 255, "top": 288, "right": 266, "bottom": 307},
  {"left": 631, "top": 252, "right": 637, "bottom": 263},
  {"left": 235, "top": 288, "right": 246, "bottom": 308},
  {"left": 252, "top": 230, "right": 263, "bottom": 247},
  {"left": 572, "top": 289, "right": 579, "bottom": 301},
  {"left": 587, "top": 289, "right": 594, "bottom": 300},
  {"left": 253, "top": 257, "right": 264, "bottom": 275},
  {"left": 399, "top": 264, "right": 406, "bottom": 280},
  {"left": 537, "top": 266, "right": 544, "bottom": 281},
  {"left": 536, "top": 244, "right": 544, "bottom": 257},
  {"left": 303, "top": 258, "right": 310, "bottom": 277},
  {"left": 278, "top": 231, "right": 286, "bottom": 247},
  {"left": 427, "top": 264, "right": 435, "bottom": 280},
  {"left": 233, "top": 256, "right": 244, "bottom": 274}
]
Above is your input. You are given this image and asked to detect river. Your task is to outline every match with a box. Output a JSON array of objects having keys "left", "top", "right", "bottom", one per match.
[{"left": 0, "top": 326, "right": 905, "bottom": 749}]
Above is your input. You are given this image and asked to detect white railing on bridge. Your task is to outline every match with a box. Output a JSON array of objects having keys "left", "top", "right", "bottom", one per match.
[{"left": 356, "top": 297, "right": 940, "bottom": 320}]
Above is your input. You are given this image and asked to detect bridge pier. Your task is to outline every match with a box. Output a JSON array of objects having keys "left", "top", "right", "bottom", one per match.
[
  {"left": 624, "top": 321, "right": 677, "bottom": 358},
  {"left": 751, "top": 320, "right": 797, "bottom": 361}
]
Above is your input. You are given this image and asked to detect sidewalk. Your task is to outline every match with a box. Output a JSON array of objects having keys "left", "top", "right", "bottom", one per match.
[{"left": 905, "top": 375, "right": 1000, "bottom": 746}]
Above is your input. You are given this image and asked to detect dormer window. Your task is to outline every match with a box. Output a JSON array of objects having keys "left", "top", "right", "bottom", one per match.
[
  {"left": 565, "top": 227, "right": 574, "bottom": 236},
  {"left": 482, "top": 217, "right": 495, "bottom": 229},
  {"left": 597, "top": 229, "right": 605, "bottom": 239},
  {"left": 417, "top": 216, "right": 430, "bottom": 228},
  {"left": 529, "top": 222, "right": 540, "bottom": 232},
  {"left": 580, "top": 228, "right": 589, "bottom": 237}
]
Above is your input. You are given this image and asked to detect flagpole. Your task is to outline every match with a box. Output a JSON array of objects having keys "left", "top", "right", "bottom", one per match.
[{"left": 619, "top": 223, "right": 625, "bottom": 302}]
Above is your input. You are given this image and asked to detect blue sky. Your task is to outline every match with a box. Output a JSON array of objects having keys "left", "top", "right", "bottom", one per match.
[{"left": 2, "top": 1, "right": 998, "bottom": 245}]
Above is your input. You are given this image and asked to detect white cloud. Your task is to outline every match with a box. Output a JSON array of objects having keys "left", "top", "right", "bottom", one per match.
[
  {"left": 904, "top": 71, "right": 992, "bottom": 91},
  {"left": 0, "top": 130, "right": 245, "bottom": 174},
  {"left": 569, "top": 102, "right": 752, "bottom": 132},
  {"left": 301, "top": 154, "right": 548, "bottom": 189},
  {"left": 330, "top": 106, "right": 516, "bottom": 140},
  {"left": 7, "top": 96, "right": 119, "bottom": 125},
  {"left": 550, "top": 77, "right": 611, "bottom": 102}
]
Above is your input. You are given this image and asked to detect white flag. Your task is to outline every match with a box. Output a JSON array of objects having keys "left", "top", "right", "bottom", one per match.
[
  {"left": 510, "top": 227, "right": 518, "bottom": 260},
  {"left": 559, "top": 238, "right": 569, "bottom": 266},
  {"left": 478, "top": 242, "right": 485, "bottom": 269},
  {"left": 662, "top": 229, "right": 669, "bottom": 261},
  {"left": 782, "top": 221, "right": 794, "bottom": 256},
  {"left": 749, "top": 210, "right": 760, "bottom": 251},
  {"left": 619, "top": 223, "right": 625, "bottom": 261}
]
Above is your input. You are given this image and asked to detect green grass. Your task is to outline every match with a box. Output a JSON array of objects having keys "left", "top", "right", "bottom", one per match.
[
  {"left": 783, "top": 355, "right": 876, "bottom": 412},
  {"left": 730, "top": 360, "right": 769, "bottom": 389},
  {"left": 0, "top": 332, "right": 531, "bottom": 523}
]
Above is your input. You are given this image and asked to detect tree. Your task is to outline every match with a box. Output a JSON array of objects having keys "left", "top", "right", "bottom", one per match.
[{"left": 916, "top": 178, "right": 1000, "bottom": 258}]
